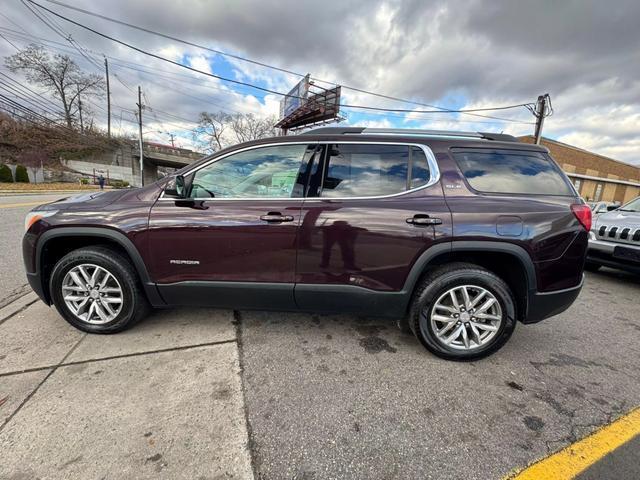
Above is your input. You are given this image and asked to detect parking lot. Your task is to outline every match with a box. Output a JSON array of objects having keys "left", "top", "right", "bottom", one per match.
[{"left": 1, "top": 195, "right": 639, "bottom": 479}]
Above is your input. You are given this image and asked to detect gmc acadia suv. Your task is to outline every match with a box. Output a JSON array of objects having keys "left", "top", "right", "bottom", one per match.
[{"left": 23, "top": 127, "right": 590, "bottom": 360}]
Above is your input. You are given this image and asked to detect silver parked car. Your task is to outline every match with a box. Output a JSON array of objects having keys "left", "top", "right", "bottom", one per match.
[{"left": 587, "top": 196, "right": 640, "bottom": 274}]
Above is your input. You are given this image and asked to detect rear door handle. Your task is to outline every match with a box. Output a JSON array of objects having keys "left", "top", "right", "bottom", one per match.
[
  {"left": 406, "top": 214, "right": 442, "bottom": 226},
  {"left": 260, "top": 212, "right": 294, "bottom": 223}
]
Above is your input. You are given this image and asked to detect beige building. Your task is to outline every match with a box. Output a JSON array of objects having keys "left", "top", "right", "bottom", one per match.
[{"left": 519, "top": 136, "right": 640, "bottom": 204}]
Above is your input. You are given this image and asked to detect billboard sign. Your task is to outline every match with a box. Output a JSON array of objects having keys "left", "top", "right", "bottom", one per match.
[
  {"left": 280, "top": 74, "right": 310, "bottom": 118},
  {"left": 275, "top": 85, "right": 342, "bottom": 131}
]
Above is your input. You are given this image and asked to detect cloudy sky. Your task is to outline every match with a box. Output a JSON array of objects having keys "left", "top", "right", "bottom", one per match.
[{"left": 1, "top": 0, "right": 639, "bottom": 164}]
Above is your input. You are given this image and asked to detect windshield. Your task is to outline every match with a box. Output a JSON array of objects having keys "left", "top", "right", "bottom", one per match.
[{"left": 618, "top": 197, "right": 640, "bottom": 212}]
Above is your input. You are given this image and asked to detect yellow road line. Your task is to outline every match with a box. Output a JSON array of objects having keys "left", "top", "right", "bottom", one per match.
[
  {"left": 508, "top": 407, "right": 640, "bottom": 480},
  {"left": 0, "top": 201, "right": 50, "bottom": 209}
]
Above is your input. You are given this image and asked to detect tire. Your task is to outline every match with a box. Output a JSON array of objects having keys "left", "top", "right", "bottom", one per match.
[
  {"left": 408, "top": 262, "right": 516, "bottom": 361},
  {"left": 584, "top": 261, "right": 601, "bottom": 272},
  {"left": 396, "top": 316, "right": 413, "bottom": 334},
  {"left": 49, "top": 246, "right": 149, "bottom": 333}
]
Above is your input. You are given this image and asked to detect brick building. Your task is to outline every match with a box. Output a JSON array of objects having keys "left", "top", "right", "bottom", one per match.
[{"left": 519, "top": 136, "right": 640, "bottom": 204}]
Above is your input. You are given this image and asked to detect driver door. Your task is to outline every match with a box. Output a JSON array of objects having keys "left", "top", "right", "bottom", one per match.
[{"left": 147, "top": 142, "right": 317, "bottom": 309}]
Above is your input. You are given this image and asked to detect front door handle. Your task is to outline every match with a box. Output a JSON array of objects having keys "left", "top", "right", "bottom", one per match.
[
  {"left": 407, "top": 214, "right": 442, "bottom": 226},
  {"left": 260, "top": 212, "right": 294, "bottom": 223}
]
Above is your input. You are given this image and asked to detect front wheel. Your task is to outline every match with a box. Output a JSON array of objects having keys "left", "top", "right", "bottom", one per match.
[
  {"left": 50, "top": 246, "right": 149, "bottom": 333},
  {"left": 409, "top": 263, "right": 516, "bottom": 360}
]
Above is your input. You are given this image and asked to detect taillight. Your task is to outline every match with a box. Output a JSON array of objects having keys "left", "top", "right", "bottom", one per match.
[{"left": 571, "top": 204, "right": 592, "bottom": 231}]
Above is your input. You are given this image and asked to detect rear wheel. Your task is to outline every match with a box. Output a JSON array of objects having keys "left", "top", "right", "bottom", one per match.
[
  {"left": 50, "top": 246, "right": 149, "bottom": 333},
  {"left": 409, "top": 263, "right": 516, "bottom": 360}
]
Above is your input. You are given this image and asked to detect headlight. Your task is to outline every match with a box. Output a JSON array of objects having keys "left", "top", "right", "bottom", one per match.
[{"left": 24, "top": 210, "right": 58, "bottom": 232}]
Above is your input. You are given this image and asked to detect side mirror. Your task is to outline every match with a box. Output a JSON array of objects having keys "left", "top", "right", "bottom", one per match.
[
  {"left": 164, "top": 175, "right": 187, "bottom": 198},
  {"left": 607, "top": 205, "right": 619, "bottom": 211}
]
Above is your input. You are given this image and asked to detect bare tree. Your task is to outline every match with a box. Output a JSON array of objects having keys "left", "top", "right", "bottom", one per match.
[
  {"left": 193, "top": 111, "right": 230, "bottom": 153},
  {"left": 5, "top": 44, "right": 105, "bottom": 129},
  {"left": 193, "top": 111, "right": 278, "bottom": 153},
  {"left": 229, "top": 113, "right": 278, "bottom": 144}
]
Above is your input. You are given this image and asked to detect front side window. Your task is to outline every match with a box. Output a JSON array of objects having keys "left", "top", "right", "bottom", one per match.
[
  {"left": 452, "top": 149, "right": 574, "bottom": 196},
  {"left": 321, "top": 144, "right": 409, "bottom": 198},
  {"left": 189, "top": 144, "right": 309, "bottom": 198}
]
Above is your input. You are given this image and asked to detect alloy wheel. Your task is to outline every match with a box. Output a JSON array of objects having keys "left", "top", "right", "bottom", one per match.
[
  {"left": 427, "top": 284, "right": 502, "bottom": 350},
  {"left": 61, "top": 263, "right": 123, "bottom": 324}
]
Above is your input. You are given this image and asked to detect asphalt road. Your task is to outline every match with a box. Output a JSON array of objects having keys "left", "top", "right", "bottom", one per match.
[
  {"left": 0, "top": 194, "right": 68, "bottom": 308},
  {"left": 237, "top": 269, "right": 640, "bottom": 479}
]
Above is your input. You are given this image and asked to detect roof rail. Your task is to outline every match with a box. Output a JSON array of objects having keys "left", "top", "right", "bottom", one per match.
[{"left": 300, "top": 127, "right": 518, "bottom": 142}]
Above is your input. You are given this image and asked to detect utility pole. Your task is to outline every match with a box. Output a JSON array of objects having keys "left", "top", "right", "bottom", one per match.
[
  {"left": 168, "top": 133, "right": 176, "bottom": 147},
  {"left": 534, "top": 93, "right": 549, "bottom": 145},
  {"left": 105, "top": 57, "right": 111, "bottom": 138},
  {"left": 137, "top": 85, "right": 144, "bottom": 186},
  {"left": 78, "top": 90, "right": 84, "bottom": 133}
]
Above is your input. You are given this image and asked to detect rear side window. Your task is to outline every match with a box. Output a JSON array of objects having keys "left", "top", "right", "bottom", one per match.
[
  {"left": 321, "top": 144, "right": 408, "bottom": 197},
  {"left": 452, "top": 149, "right": 574, "bottom": 195}
]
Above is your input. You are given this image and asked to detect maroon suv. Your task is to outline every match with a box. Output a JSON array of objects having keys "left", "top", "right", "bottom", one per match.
[{"left": 22, "top": 127, "right": 591, "bottom": 360}]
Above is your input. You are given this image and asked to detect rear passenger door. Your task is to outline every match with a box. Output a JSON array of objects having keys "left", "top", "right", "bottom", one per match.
[{"left": 295, "top": 142, "right": 452, "bottom": 314}]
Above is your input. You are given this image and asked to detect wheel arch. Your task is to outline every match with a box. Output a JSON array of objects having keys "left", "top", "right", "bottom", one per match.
[
  {"left": 36, "top": 227, "right": 162, "bottom": 306},
  {"left": 403, "top": 241, "right": 536, "bottom": 321}
]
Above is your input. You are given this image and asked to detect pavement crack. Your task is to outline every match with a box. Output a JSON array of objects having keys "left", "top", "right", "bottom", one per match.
[
  {"left": 0, "top": 339, "right": 237, "bottom": 379},
  {"left": 0, "top": 332, "right": 87, "bottom": 434},
  {"left": 0, "top": 284, "right": 32, "bottom": 310},
  {"left": 233, "top": 310, "right": 258, "bottom": 480},
  {"left": 0, "top": 296, "right": 39, "bottom": 327}
]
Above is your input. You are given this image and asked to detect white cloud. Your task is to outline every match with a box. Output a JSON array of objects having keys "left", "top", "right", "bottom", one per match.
[{"left": 1, "top": 0, "right": 638, "bottom": 164}]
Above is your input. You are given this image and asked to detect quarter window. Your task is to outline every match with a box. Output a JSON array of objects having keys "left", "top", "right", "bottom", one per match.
[
  {"left": 410, "top": 146, "right": 431, "bottom": 189},
  {"left": 189, "top": 144, "right": 309, "bottom": 198},
  {"left": 452, "top": 149, "right": 574, "bottom": 196},
  {"left": 321, "top": 144, "right": 409, "bottom": 198}
]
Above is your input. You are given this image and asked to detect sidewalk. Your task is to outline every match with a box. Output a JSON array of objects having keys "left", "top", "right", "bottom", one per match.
[
  {"left": 0, "top": 296, "right": 253, "bottom": 479},
  {"left": 0, "top": 182, "right": 109, "bottom": 196},
  {"left": 0, "top": 189, "right": 104, "bottom": 196}
]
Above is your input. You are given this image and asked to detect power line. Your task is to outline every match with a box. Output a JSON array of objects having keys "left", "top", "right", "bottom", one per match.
[
  {"left": 38, "top": 0, "right": 533, "bottom": 123},
  {"left": 0, "top": 72, "right": 63, "bottom": 111},
  {"left": 0, "top": 29, "right": 273, "bottom": 124},
  {"left": 0, "top": 12, "right": 29, "bottom": 33},
  {"left": 41, "top": 0, "right": 304, "bottom": 78},
  {"left": 2, "top": 26, "right": 534, "bottom": 126},
  {"left": 0, "top": 27, "right": 259, "bottom": 115},
  {"left": 0, "top": 31, "right": 21, "bottom": 50},
  {"left": 21, "top": 0, "right": 101, "bottom": 71},
  {"left": 26, "top": 0, "right": 536, "bottom": 117},
  {"left": 0, "top": 92, "right": 69, "bottom": 127},
  {"left": 20, "top": 0, "right": 134, "bottom": 95},
  {"left": 0, "top": 94, "right": 131, "bottom": 149},
  {"left": 0, "top": 81, "right": 63, "bottom": 118}
]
